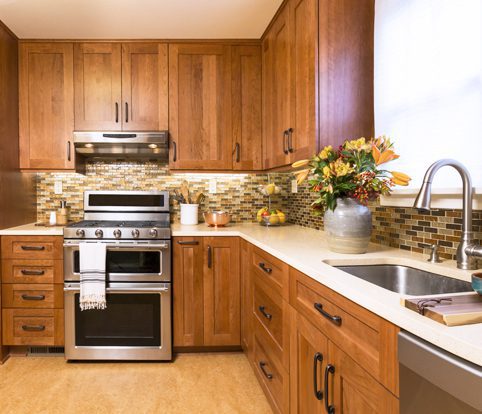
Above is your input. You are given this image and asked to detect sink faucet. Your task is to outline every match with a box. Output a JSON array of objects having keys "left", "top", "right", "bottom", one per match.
[{"left": 413, "top": 159, "right": 482, "bottom": 270}]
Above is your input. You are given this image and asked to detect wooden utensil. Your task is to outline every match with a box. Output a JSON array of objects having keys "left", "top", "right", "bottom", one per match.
[{"left": 180, "top": 180, "right": 190, "bottom": 204}]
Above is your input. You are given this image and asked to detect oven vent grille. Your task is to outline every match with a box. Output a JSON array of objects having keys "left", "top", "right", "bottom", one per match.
[{"left": 28, "top": 347, "right": 65, "bottom": 356}]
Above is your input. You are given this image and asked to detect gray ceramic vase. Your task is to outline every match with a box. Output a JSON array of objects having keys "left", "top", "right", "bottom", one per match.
[{"left": 323, "top": 198, "right": 372, "bottom": 254}]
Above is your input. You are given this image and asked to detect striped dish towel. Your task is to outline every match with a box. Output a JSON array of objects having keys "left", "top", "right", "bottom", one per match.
[{"left": 79, "top": 242, "right": 107, "bottom": 311}]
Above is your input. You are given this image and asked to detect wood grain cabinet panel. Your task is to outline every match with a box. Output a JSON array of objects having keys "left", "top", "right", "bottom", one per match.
[
  {"left": 2, "top": 284, "right": 63, "bottom": 309},
  {"left": 173, "top": 237, "right": 204, "bottom": 347},
  {"left": 1, "top": 259, "right": 63, "bottom": 284},
  {"left": 169, "top": 44, "right": 232, "bottom": 170},
  {"left": 19, "top": 42, "right": 74, "bottom": 170},
  {"left": 121, "top": 43, "right": 168, "bottom": 131},
  {"left": 74, "top": 43, "right": 122, "bottom": 131},
  {"left": 240, "top": 240, "right": 253, "bottom": 358},
  {"left": 203, "top": 237, "right": 240, "bottom": 346},
  {"left": 1, "top": 236, "right": 63, "bottom": 260},
  {"left": 231, "top": 45, "right": 262, "bottom": 170}
]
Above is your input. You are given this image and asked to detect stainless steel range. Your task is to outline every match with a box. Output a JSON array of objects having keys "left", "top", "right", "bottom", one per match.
[{"left": 63, "top": 191, "right": 172, "bottom": 361}]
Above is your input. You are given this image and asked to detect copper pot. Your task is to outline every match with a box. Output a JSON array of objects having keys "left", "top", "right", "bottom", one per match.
[{"left": 203, "top": 211, "right": 231, "bottom": 227}]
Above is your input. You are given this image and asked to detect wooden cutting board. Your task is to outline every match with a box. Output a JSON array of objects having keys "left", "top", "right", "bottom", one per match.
[{"left": 402, "top": 293, "right": 482, "bottom": 326}]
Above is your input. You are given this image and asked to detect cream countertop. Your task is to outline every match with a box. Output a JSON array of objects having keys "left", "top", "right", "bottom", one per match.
[
  {"left": 171, "top": 222, "right": 482, "bottom": 367},
  {"left": 0, "top": 222, "right": 64, "bottom": 236},
  {"left": 1, "top": 221, "right": 481, "bottom": 366}
]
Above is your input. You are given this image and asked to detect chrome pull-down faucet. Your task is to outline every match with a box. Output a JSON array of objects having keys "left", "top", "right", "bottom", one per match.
[{"left": 413, "top": 159, "right": 481, "bottom": 270}]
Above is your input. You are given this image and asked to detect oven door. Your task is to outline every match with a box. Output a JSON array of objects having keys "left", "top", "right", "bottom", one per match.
[
  {"left": 63, "top": 241, "right": 171, "bottom": 282},
  {"left": 64, "top": 283, "right": 171, "bottom": 361}
]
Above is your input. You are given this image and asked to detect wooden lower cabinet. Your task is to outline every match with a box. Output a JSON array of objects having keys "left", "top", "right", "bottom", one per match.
[
  {"left": 173, "top": 236, "right": 240, "bottom": 349},
  {"left": 240, "top": 240, "right": 253, "bottom": 357}
]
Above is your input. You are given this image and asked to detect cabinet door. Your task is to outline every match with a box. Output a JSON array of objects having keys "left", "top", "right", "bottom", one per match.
[
  {"left": 232, "top": 45, "right": 262, "bottom": 170},
  {"left": 121, "top": 43, "right": 168, "bottom": 131},
  {"left": 173, "top": 237, "right": 204, "bottom": 347},
  {"left": 290, "top": 310, "right": 328, "bottom": 414},
  {"left": 19, "top": 43, "right": 74, "bottom": 170},
  {"left": 263, "top": 6, "right": 291, "bottom": 169},
  {"left": 203, "top": 237, "right": 240, "bottom": 346},
  {"left": 169, "top": 44, "right": 232, "bottom": 170},
  {"left": 74, "top": 43, "right": 122, "bottom": 131},
  {"left": 329, "top": 341, "right": 399, "bottom": 414},
  {"left": 289, "top": 0, "right": 319, "bottom": 162}
]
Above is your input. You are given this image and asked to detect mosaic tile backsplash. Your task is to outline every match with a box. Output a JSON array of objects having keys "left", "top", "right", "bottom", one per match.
[
  {"left": 36, "top": 161, "right": 481, "bottom": 263},
  {"left": 36, "top": 161, "right": 290, "bottom": 224}
]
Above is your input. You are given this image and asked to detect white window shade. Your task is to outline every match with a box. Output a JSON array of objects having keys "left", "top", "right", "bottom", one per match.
[{"left": 374, "top": 0, "right": 482, "bottom": 208}]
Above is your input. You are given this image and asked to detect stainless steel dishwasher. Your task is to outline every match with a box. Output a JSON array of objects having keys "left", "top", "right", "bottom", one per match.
[{"left": 398, "top": 331, "right": 482, "bottom": 414}]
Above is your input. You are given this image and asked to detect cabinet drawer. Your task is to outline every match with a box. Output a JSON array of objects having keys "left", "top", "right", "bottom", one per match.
[
  {"left": 252, "top": 246, "right": 289, "bottom": 299},
  {"left": 1, "top": 259, "right": 63, "bottom": 284},
  {"left": 2, "top": 309, "right": 64, "bottom": 346},
  {"left": 289, "top": 267, "right": 399, "bottom": 395},
  {"left": 2, "top": 284, "right": 64, "bottom": 308},
  {"left": 253, "top": 321, "right": 289, "bottom": 414},
  {"left": 1, "top": 236, "right": 63, "bottom": 260},
  {"left": 253, "top": 277, "right": 289, "bottom": 369}
]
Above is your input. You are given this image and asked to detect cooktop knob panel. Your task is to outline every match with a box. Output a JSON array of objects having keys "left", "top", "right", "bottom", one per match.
[
  {"left": 113, "top": 229, "right": 122, "bottom": 239},
  {"left": 95, "top": 229, "right": 103, "bottom": 238}
]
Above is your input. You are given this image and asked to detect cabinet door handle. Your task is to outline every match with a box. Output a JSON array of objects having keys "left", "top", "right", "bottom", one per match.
[
  {"left": 172, "top": 140, "right": 177, "bottom": 162},
  {"left": 21, "top": 269, "right": 45, "bottom": 276},
  {"left": 21, "top": 245, "right": 45, "bottom": 251},
  {"left": 235, "top": 143, "right": 240, "bottom": 163},
  {"left": 207, "top": 245, "right": 212, "bottom": 268},
  {"left": 21, "top": 294, "right": 46, "bottom": 301},
  {"left": 283, "top": 130, "right": 289, "bottom": 155},
  {"left": 177, "top": 240, "right": 199, "bottom": 246},
  {"left": 314, "top": 303, "right": 342, "bottom": 326},
  {"left": 259, "top": 361, "right": 273, "bottom": 380},
  {"left": 287, "top": 127, "right": 294, "bottom": 153},
  {"left": 324, "top": 364, "right": 335, "bottom": 414},
  {"left": 67, "top": 141, "right": 71, "bottom": 161},
  {"left": 115, "top": 102, "right": 119, "bottom": 123},
  {"left": 258, "top": 306, "right": 272, "bottom": 321},
  {"left": 125, "top": 102, "right": 129, "bottom": 123},
  {"left": 313, "top": 352, "right": 324, "bottom": 401},
  {"left": 258, "top": 262, "right": 272, "bottom": 274},
  {"left": 22, "top": 325, "right": 45, "bottom": 332}
]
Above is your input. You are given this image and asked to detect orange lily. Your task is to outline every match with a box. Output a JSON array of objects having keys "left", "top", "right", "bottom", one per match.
[
  {"left": 372, "top": 145, "right": 381, "bottom": 164},
  {"left": 376, "top": 149, "right": 399, "bottom": 165},
  {"left": 391, "top": 171, "right": 411, "bottom": 182},
  {"left": 294, "top": 168, "right": 311, "bottom": 185}
]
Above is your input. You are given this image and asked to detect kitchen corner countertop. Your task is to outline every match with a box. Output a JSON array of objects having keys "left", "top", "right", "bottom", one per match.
[
  {"left": 0, "top": 222, "right": 64, "bottom": 236},
  {"left": 172, "top": 222, "right": 482, "bottom": 366}
]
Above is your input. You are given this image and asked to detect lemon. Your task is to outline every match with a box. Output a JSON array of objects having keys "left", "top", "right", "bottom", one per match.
[{"left": 269, "top": 214, "right": 280, "bottom": 225}]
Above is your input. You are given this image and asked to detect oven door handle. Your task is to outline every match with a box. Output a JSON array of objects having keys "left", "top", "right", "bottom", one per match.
[
  {"left": 63, "top": 286, "right": 170, "bottom": 293},
  {"left": 63, "top": 243, "right": 169, "bottom": 250}
]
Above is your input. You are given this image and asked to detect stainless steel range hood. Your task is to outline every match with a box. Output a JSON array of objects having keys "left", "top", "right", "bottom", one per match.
[{"left": 74, "top": 131, "right": 169, "bottom": 159}]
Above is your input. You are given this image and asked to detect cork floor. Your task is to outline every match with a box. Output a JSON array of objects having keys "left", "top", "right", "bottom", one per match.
[{"left": 0, "top": 353, "right": 272, "bottom": 414}]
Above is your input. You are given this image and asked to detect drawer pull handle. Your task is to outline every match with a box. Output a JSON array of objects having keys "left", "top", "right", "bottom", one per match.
[
  {"left": 324, "top": 364, "right": 335, "bottom": 414},
  {"left": 21, "top": 269, "right": 45, "bottom": 276},
  {"left": 21, "top": 294, "right": 46, "bottom": 301},
  {"left": 314, "top": 303, "right": 342, "bottom": 326},
  {"left": 258, "top": 306, "right": 272, "bottom": 321},
  {"left": 258, "top": 262, "right": 272, "bottom": 274},
  {"left": 313, "top": 352, "right": 324, "bottom": 401},
  {"left": 259, "top": 361, "right": 273, "bottom": 380},
  {"left": 22, "top": 325, "right": 46, "bottom": 332},
  {"left": 177, "top": 240, "right": 199, "bottom": 245},
  {"left": 21, "top": 245, "right": 45, "bottom": 251}
]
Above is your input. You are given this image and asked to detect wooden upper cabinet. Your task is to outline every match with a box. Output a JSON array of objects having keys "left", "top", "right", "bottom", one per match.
[
  {"left": 74, "top": 43, "right": 122, "bottom": 131},
  {"left": 232, "top": 45, "right": 262, "bottom": 171},
  {"left": 263, "top": 6, "right": 291, "bottom": 169},
  {"left": 289, "top": 0, "right": 318, "bottom": 162},
  {"left": 121, "top": 43, "right": 168, "bottom": 131},
  {"left": 203, "top": 237, "right": 240, "bottom": 346},
  {"left": 19, "top": 43, "right": 74, "bottom": 170},
  {"left": 169, "top": 44, "right": 232, "bottom": 170}
]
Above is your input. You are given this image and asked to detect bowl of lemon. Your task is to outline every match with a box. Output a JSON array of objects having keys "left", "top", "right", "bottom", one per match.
[{"left": 257, "top": 208, "right": 286, "bottom": 227}]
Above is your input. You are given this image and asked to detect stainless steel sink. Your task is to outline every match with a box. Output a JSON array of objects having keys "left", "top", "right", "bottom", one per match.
[{"left": 335, "top": 264, "right": 472, "bottom": 295}]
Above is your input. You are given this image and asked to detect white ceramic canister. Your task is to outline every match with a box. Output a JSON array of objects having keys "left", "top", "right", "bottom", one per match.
[{"left": 180, "top": 204, "right": 199, "bottom": 225}]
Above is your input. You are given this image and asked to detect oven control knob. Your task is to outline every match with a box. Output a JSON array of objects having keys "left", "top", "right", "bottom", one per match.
[
  {"left": 132, "top": 229, "right": 140, "bottom": 239},
  {"left": 149, "top": 228, "right": 158, "bottom": 238},
  {"left": 113, "top": 229, "right": 122, "bottom": 239},
  {"left": 95, "top": 229, "right": 103, "bottom": 239},
  {"left": 76, "top": 229, "right": 85, "bottom": 238}
]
